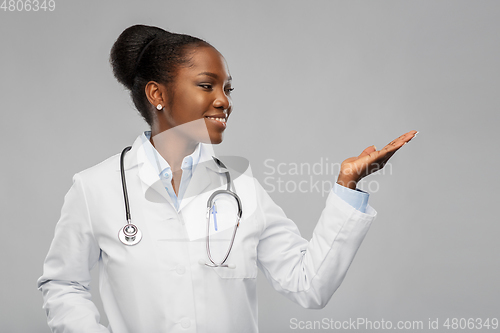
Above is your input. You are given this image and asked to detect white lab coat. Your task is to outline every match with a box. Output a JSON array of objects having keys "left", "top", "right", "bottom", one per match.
[{"left": 38, "top": 134, "right": 377, "bottom": 333}]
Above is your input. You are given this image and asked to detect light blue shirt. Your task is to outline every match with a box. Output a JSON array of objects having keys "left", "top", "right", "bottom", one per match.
[
  {"left": 141, "top": 131, "right": 369, "bottom": 213},
  {"left": 141, "top": 131, "right": 202, "bottom": 211},
  {"left": 331, "top": 182, "right": 369, "bottom": 213}
]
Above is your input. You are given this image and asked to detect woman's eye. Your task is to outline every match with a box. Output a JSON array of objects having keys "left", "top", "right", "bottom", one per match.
[
  {"left": 200, "top": 84, "right": 212, "bottom": 89},
  {"left": 225, "top": 87, "right": 234, "bottom": 94}
]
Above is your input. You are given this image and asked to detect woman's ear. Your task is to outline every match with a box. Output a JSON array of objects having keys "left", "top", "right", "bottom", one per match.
[{"left": 145, "top": 81, "right": 168, "bottom": 111}]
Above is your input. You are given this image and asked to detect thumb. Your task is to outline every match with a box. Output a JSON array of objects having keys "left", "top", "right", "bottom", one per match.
[{"left": 358, "top": 145, "right": 377, "bottom": 158}]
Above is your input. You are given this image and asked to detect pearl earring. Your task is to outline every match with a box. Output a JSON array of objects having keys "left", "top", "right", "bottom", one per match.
[{"left": 156, "top": 104, "right": 163, "bottom": 111}]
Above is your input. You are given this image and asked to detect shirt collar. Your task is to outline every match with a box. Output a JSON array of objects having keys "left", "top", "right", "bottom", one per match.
[{"left": 141, "top": 131, "right": 202, "bottom": 177}]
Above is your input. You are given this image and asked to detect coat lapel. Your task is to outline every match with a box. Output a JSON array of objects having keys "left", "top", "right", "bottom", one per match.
[
  {"left": 138, "top": 156, "right": 175, "bottom": 206},
  {"left": 178, "top": 143, "right": 228, "bottom": 212}
]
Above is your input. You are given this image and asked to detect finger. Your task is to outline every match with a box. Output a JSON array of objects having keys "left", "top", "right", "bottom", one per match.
[
  {"left": 358, "top": 145, "right": 377, "bottom": 158},
  {"left": 400, "top": 130, "right": 418, "bottom": 143},
  {"left": 362, "top": 147, "right": 398, "bottom": 175},
  {"left": 351, "top": 130, "right": 418, "bottom": 171},
  {"left": 361, "top": 140, "right": 400, "bottom": 166},
  {"left": 405, "top": 130, "right": 419, "bottom": 143},
  {"left": 374, "top": 131, "right": 418, "bottom": 167},
  {"left": 395, "top": 130, "right": 418, "bottom": 142},
  {"left": 355, "top": 149, "right": 385, "bottom": 168},
  {"left": 377, "top": 150, "right": 396, "bottom": 166},
  {"left": 384, "top": 130, "right": 418, "bottom": 152}
]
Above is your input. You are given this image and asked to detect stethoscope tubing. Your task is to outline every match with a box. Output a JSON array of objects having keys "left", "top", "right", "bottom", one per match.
[{"left": 120, "top": 146, "right": 133, "bottom": 223}]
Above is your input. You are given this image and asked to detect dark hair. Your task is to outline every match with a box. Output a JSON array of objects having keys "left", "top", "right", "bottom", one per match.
[{"left": 109, "top": 24, "right": 210, "bottom": 125}]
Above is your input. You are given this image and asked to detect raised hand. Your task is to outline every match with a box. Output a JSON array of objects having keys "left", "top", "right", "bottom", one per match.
[{"left": 336, "top": 130, "right": 418, "bottom": 190}]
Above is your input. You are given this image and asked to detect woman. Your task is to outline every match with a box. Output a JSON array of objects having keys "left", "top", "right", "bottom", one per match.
[{"left": 38, "top": 24, "right": 417, "bottom": 332}]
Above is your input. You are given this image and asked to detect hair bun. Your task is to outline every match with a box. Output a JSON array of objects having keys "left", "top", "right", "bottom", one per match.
[
  {"left": 109, "top": 24, "right": 210, "bottom": 126},
  {"left": 109, "top": 24, "right": 166, "bottom": 90}
]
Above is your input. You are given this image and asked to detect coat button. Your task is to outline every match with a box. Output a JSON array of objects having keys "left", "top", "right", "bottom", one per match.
[
  {"left": 181, "top": 318, "right": 190, "bottom": 328},
  {"left": 176, "top": 266, "right": 186, "bottom": 275}
]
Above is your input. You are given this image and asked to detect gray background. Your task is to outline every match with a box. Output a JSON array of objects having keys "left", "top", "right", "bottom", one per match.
[{"left": 1, "top": 0, "right": 499, "bottom": 332}]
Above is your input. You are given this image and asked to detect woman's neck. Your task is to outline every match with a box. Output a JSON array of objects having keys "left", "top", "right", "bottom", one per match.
[{"left": 149, "top": 128, "right": 198, "bottom": 172}]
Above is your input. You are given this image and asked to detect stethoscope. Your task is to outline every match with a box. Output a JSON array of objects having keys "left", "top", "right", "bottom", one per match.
[{"left": 118, "top": 146, "right": 243, "bottom": 268}]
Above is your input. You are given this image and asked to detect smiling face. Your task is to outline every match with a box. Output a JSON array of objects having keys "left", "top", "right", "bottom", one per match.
[{"left": 150, "top": 45, "right": 233, "bottom": 145}]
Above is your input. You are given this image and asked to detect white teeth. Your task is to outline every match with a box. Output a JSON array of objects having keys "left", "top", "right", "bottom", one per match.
[{"left": 208, "top": 117, "right": 226, "bottom": 124}]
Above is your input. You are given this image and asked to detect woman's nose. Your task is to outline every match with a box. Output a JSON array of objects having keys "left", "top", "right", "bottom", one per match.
[{"left": 213, "top": 89, "right": 231, "bottom": 111}]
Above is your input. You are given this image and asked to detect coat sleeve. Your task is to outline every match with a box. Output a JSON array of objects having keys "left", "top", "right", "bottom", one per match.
[
  {"left": 37, "top": 173, "right": 110, "bottom": 333},
  {"left": 255, "top": 178, "right": 377, "bottom": 309}
]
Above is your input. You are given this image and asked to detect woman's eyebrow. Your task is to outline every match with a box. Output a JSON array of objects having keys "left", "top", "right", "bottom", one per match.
[{"left": 197, "top": 72, "right": 232, "bottom": 81}]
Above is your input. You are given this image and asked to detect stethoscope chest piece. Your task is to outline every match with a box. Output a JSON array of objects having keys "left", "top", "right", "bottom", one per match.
[{"left": 119, "top": 223, "right": 142, "bottom": 246}]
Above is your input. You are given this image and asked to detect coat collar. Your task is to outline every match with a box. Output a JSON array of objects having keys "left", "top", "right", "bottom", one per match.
[{"left": 118, "top": 134, "right": 228, "bottom": 212}]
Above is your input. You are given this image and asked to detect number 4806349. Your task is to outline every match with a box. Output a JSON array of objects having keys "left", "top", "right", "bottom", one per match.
[{"left": 1, "top": 0, "right": 56, "bottom": 11}]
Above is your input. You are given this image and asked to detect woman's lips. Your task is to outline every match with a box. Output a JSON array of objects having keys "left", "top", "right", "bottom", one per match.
[{"left": 205, "top": 116, "right": 227, "bottom": 128}]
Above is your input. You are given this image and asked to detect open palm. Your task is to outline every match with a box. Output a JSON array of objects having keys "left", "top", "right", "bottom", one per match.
[{"left": 337, "top": 130, "right": 418, "bottom": 189}]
